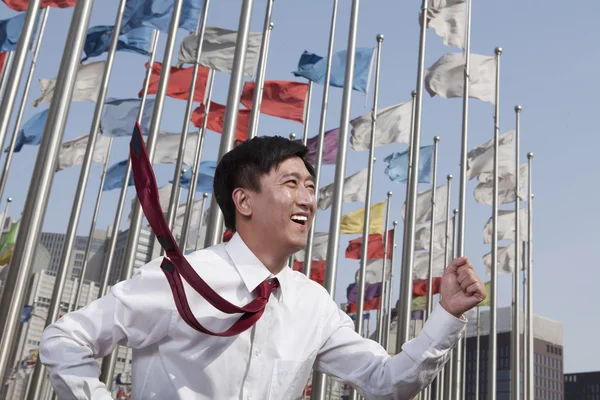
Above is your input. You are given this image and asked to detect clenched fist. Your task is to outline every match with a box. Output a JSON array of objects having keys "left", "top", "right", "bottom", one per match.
[{"left": 440, "top": 257, "right": 486, "bottom": 318}]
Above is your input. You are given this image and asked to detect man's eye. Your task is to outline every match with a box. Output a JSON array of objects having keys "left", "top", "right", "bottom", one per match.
[{"left": 286, "top": 180, "right": 297, "bottom": 185}]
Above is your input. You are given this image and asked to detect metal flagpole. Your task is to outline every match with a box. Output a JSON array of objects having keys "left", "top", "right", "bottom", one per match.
[
  {"left": 72, "top": 137, "right": 114, "bottom": 309},
  {"left": 511, "top": 104, "right": 522, "bottom": 400},
  {"left": 526, "top": 153, "right": 534, "bottom": 400},
  {"left": 204, "top": 0, "right": 257, "bottom": 247},
  {"left": 382, "top": 220, "right": 398, "bottom": 351},
  {"left": 376, "top": 191, "right": 392, "bottom": 344},
  {"left": 487, "top": 47, "right": 502, "bottom": 400},
  {"left": 287, "top": 133, "right": 296, "bottom": 269},
  {"left": 96, "top": 30, "right": 159, "bottom": 299},
  {"left": 27, "top": 0, "right": 128, "bottom": 395},
  {"left": 0, "top": 197, "right": 12, "bottom": 231},
  {"left": 0, "top": 52, "right": 14, "bottom": 98},
  {"left": 312, "top": 1, "right": 361, "bottom": 398},
  {"left": 248, "top": 0, "right": 274, "bottom": 140},
  {"left": 354, "top": 31, "right": 383, "bottom": 360},
  {"left": 180, "top": 70, "right": 215, "bottom": 251},
  {"left": 100, "top": 0, "right": 185, "bottom": 385},
  {"left": 0, "top": 0, "right": 94, "bottom": 388},
  {"left": 443, "top": 209, "right": 458, "bottom": 400},
  {"left": 0, "top": 8, "right": 50, "bottom": 202},
  {"left": 194, "top": 193, "right": 209, "bottom": 250},
  {"left": 164, "top": 0, "right": 211, "bottom": 234},
  {"left": 475, "top": 306, "right": 481, "bottom": 400},
  {"left": 425, "top": 136, "right": 440, "bottom": 319},
  {"left": 0, "top": 0, "right": 41, "bottom": 155},
  {"left": 301, "top": 82, "right": 313, "bottom": 145},
  {"left": 303, "top": 0, "right": 339, "bottom": 279}
]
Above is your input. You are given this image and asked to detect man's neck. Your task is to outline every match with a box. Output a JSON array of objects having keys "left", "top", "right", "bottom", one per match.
[{"left": 237, "top": 229, "right": 289, "bottom": 275}]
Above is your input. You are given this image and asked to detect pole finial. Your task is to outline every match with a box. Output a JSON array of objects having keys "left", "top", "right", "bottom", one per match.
[
  {"left": 393, "top": 220, "right": 398, "bottom": 227},
  {"left": 203, "top": 193, "right": 209, "bottom": 199},
  {"left": 447, "top": 174, "right": 453, "bottom": 180},
  {"left": 181, "top": 168, "right": 187, "bottom": 175},
  {"left": 289, "top": 133, "right": 296, "bottom": 140},
  {"left": 411, "top": 90, "right": 417, "bottom": 98},
  {"left": 434, "top": 136, "right": 440, "bottom": 142},
  {"left": 515, "top": 105, "right": 522, "bottom": 112},
  {"left": 269, "top": 22, "right": 274, "bottom": 29},
  {"left": 453, "top": 208, "right": 458, "bottom": 215},
  {"left": 7, "top": 197, "right": 11, "bottom": 203},
  {"left": 387, "top": 191, "right": 392, "bottom": 197},
  {"left": 495, "top": 47, "right": 503, "bottom": 55},
  {"left": 527, "top": 152, "right": 534, "bottom": 159},
  {"left": 376, "top": 34, "right": 384, "bottom": 42}
]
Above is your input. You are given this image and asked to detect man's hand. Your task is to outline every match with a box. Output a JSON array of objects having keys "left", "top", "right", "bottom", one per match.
[{"left": 439, "top": 257, "right": 486, "bottom": 318}]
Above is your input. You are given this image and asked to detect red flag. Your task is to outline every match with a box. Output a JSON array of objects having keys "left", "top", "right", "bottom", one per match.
[
  {"left": 346, "top": 297, "right": 381, "bottom": 313},
  {"left": 292, "top": 260, "right": 325, "bottom": 286},
  {"left": 2, "top": 0, "right": 75, "bottom": 11},
  {"left": 0, "top": 53, "right": 6, "bottom": 75},
  {"left": 240, "top": 80, "right": 308, "bottom": 124},
  {"left": 345, "top": 230, "right": 393, "bottom": 260},
  {"left": 139, "top": 62, "right": 209, "bottom": 103},
  {"left": 191, "top": 102, "right": 250, "bottom": 142},
  {"left": 412, "top": 277, "right": 443, "bottom": 297}
]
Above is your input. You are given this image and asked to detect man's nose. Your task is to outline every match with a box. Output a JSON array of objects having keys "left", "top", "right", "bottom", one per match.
[{"left": 297, "top": 185, "right": 315, "bottom": 209}]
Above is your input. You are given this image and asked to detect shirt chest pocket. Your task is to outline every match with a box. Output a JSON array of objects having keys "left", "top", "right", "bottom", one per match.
[{"left": 268, "top": 359, "right": 312, "bottom": 400}]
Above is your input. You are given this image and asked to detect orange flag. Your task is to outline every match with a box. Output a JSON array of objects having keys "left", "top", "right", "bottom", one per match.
[
  {"left": 293, "top": 260, "right": 325, "bottom": 286},
  {"left": 346, "top": 297, "right": 380, "bottom": 313},
  {"left": 412, "top": 277, "right": 442, "bottom": 297},
  {"left": 240, "top": 80, "right": 308, "bottom": 124},
  {"left": 345, "top": 230, "right": 394, "bottom": 260},
  {"left": 139, "top": 62, "right": 209, "bottom": 103},
  {"left": 2, "top": 0, "right": 75, "bottom": 11},
  {"left": 191, "top": 102, "right": 250, "bottom": 142}
]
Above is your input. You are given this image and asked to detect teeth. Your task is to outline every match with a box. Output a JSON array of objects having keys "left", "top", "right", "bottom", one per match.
[{"left": 291, "top": 215, "right": 308, "bottom": 221}]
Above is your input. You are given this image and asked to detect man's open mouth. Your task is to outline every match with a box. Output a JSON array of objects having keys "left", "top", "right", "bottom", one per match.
[{"left": 291, "top": 215, "right": 308, "bottom": 225}]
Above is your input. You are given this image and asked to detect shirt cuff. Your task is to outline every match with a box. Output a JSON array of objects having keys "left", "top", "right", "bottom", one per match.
[{"left": 421, "top": 304, "right": 467, "bottom": 349}]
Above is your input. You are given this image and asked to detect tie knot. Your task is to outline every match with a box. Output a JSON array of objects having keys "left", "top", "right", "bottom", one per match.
[{"left": 259, "top": 278, "right": 279, "bottom": 298}]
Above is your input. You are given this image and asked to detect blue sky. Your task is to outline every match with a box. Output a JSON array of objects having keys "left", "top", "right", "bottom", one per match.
[{"left": 0, "top": 0, "right": 597, "bottom": 373}]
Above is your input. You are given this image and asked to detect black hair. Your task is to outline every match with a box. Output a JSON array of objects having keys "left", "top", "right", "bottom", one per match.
[{"left": 213, "top": 136, "right": 316, "bottom": 232}]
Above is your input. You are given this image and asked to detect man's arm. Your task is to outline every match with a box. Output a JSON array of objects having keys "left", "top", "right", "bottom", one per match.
[
  {"left": 313, "top": 298, "right": 465, "bottom": 400},
  {"left": 39, "top": 258, "right": 175, "bottom": 400}
]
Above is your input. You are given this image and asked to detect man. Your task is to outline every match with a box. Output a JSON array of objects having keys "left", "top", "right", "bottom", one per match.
[{"left": 40, "top": 136, "right": 486, "bottom": 399}]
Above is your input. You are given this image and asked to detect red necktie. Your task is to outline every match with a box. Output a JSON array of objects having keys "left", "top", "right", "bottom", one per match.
[{"left": 129, "top": 122, "right": 278, "bottom": 336}]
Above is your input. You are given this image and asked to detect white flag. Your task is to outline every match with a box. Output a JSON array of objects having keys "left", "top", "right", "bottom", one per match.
[
  {"left": 354, "top": 258, "right": 392, "bottom": 284},
  {"left": 129, "top": 183, "right": 174, "bottom": 222},
  {"left": 413, "top": 250, "right": 447, "bottom": 279},
  {"left": 483, "top": 242, "right": 524, "bottom": 275},
  {"left": 430, "top": 0, "right": 464, "bottom": 9},
  {"left": 466, "top": 130, "right": 515, "bottom": 182},
  {"left": 177, "top": 26, "right": 263, "bottom": 76},
  {"left": 402, "top": 183, "right": 448, "bottom": 225},
  {"left": 427, "top": 3, "right": 466, "bottom": 49},
  {"left": 33, "top": 61, "right": 106, "bottom": 107},
  {"left": 414, "top": 220, "right": 449, "bottom": 251},
  {"left": 154, "top": 132, "right": 199, "bottom": 166},
  {"left": 424, "top": 53, "right": 496, "bottom": 103},
  {"left": 474, "top": 163, "right": 528, "bottom": 205},
  {"left": 482, "top": 208, "right": 528, "bottom": 244},
  {"left": 349, "top": 102, "right": 412, "bottom": 151},
  {"left": 56, "top": 134, "right": 111, "bottom": 172},
  {"left": 318, "top": 168, "right": 367, "bottom": 210},
  {"left": 294, "top": 232, "right": 329, "bottom": 262}
]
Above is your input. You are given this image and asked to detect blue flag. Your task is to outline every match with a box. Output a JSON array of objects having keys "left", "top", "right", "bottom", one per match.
[
  {"left": 292, "top": 48, "right": 375, "bottom": 93},
  {"left": 121, "top": 0, "right": 203, "bottom": 34},
  {"left": 383, "top": 145, "right": 434, "bottom": 184},
  {"left": 20, "top": 305, "right": 33, "bottom": 323},
  {"left": 82, "top": 25, "right": 153, "bottom": 61},
  {"left": 100, "top": 98, "right": 155, "bottom": 137},
  {"left": 103, "top": 159, "right": 134, "bottom": 191},
  {"left": 0, "top": 13, "right": 27, "bottom": 52},
  {"left": 175, "top": 161, "right": 217, "bottom": 193},
  {"left": 7, "top": 109, "right": 49, "bottom": 153}
]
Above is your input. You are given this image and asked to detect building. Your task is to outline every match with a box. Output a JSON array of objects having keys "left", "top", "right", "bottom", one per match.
[
  {"left": 107, "top": 225, "right": 155, "bottom": 286},
  {"left": 564, "top": 371, "right": 600, "bottom": 399},
  {"left": 463, "top": 307, "right": 564, "bottom": 400}
]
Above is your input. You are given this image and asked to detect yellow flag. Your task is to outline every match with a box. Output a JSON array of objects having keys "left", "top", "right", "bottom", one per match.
[
  {"left": 340, "top": 201, "right": 385, "bottom": 234},
  {"left": 477, "top": 281, "right": 492, "bottom": 307},
  {"left": 411, "top": 296, "right": 427, "bottom": 311}
]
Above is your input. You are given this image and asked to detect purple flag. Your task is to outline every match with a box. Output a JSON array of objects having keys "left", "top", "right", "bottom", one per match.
[
  {"left": 302, "top": 128, "right": 339, "bottom": 165},
  {"left": 346, "top": 282, "right": 381, "bottom": 303},
  {"left": 411, "top": 310, "right": 424, "bottom": 320}
]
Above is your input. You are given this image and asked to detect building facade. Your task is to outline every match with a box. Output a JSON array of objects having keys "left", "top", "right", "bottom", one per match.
[{"left": 564, "top": 371, "right": 600, "bottom": 399}]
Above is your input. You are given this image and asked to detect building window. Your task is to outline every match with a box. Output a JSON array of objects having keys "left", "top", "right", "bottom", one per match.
[{"left": 75, "top": 253, "right": 84, "bottom": 260}]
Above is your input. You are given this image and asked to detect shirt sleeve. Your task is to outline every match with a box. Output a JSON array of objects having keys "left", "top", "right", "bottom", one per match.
[
  {"left": 39, "top": 258, "right": 176, "bottom": 400},
  {"left": 313, "top": 299, "right": 466, "bottom": 400}
]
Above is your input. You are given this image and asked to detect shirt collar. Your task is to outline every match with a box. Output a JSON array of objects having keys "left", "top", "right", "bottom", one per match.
[{"left": 225, "top": 232, "right": 291, "bottom": 301}]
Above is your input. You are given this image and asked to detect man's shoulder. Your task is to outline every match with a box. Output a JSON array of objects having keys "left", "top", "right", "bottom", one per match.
[{"left": 286, "top": 269, "right": 331, "bottom": 298}]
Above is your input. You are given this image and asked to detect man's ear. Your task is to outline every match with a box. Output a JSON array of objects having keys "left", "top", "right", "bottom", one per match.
[{"left": 232, "top": 187, "right": 252, "bottom": 218}]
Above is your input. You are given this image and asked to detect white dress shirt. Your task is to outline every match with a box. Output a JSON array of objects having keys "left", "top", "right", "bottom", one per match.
[{"left": 40, "top": 233, "right": 466, "bottom": 400}]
